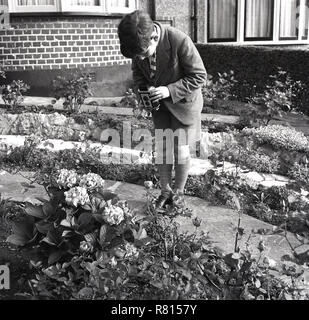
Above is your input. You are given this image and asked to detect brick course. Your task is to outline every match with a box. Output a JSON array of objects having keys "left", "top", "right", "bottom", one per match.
[{"left": 0, "top": 17, "right": 130, "bottom": 71}]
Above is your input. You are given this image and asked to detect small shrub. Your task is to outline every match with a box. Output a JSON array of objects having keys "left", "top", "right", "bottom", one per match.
[
  {"left": 239, "top": 150, "right": 280, "bottom": 174},
  {"left": 249, "top": 68, "right": 302, "bottom": 121},
  {"left": 52, "top": 72, "right": 93, "bottom": 114},
  {"left": 288, "top": 162, "right": 309, "bottom": 186},
  {"left": 0, "top": 80, "right": 30, "bottom": 111},
  {"left": 202, "top": 70, "right": 238, "bottom": 106},
  {"left": 242, "top": 125, "right": 309, "bottom": 153}
]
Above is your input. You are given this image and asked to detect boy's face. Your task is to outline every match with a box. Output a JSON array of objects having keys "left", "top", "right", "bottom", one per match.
[{"left": 136, "top": 29, "right": 158, "bottom": 60}]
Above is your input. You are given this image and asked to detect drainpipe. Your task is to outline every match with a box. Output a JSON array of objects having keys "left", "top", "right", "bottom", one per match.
[
  {"left": 191, "top": 0, "right": 198, "bottom": 42},
  {"left": 151, "top": 0, "right": 157, "bottom": 21}
]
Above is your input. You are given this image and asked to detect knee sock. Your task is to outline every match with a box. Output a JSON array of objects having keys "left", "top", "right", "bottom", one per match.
[
  {"left": 157, "top": 164, "right": 173, "bottom": 197},
  {"left": 174, "top": 145, "right": 191, "bottom": 194},
  {"left": 174, "top": 160, "right": 190, "bottom": 194}
]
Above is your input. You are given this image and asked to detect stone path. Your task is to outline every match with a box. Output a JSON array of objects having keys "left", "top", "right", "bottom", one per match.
[{"left": 1, "top": 170, "right": 308, "bottom": 268}]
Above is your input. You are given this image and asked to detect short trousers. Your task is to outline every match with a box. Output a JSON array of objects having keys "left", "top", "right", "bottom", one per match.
[{"left": 152, "top": 102, "right": 201, "bottom": 153}]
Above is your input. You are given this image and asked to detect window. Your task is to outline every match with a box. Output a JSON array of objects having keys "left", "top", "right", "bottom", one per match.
[
  {"left": 3, "top": 0, "right": 137, "bottom": 14},
  {"left": 9, "top": 0, "right": 58, "bottom": 12},
  {"left": 106, "top": 0, "right": 136, "bottom": 13},
  {"left": 302, "top": 0, "right": 309, "bottom": 39},
  {"left": 62, "top": 0, "right": 104, "bottom": 13},
  {"left": 206, "top": 0, "right": 309, "bottom": 44},
  {"left": 279, "top": 0, "right": 299, "bottom": 39},
  {"left": 245, "top": 0, "right": 274, "bottom": 40},
  {"left": 208, "top": 0, "right": 237, "bottom": 42}
]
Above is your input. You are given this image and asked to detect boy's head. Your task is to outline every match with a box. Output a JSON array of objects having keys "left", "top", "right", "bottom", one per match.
[{"left": 118, "top": 10, "right": 156, "bottom": 59}]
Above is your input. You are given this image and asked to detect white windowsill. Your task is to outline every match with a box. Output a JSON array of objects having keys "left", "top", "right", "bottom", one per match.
[{"left": 206, "top": 40, "right": 309, "bottom": 46}]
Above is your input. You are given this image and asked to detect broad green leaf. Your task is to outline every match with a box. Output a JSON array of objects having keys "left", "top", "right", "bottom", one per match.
[
  {"left": 48, "top": 251, "right": 65, "bottom": 265},
  {"left": 35, "top": 221, "right": 52, "bottom": 235},
  {"left": 25, "top": 204, "right": 45, "bottom": 219},
  {"left": 77, "top": 212, "right": 92, "bottom": 227},
  {"left": 42, "top": 202, "right": 56, "bottom": 218},
  {"left": 11, "top": 217, "right": 35, "bottom": 240},
  {"left": 6, "top": 234, "right": 28, "bottom": 246},
  {"left": 99, "top": 225, "right": 107, "bottom": 245}
]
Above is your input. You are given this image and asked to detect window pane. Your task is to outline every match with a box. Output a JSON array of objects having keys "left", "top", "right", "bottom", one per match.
[
  {"left": 302, "top": 0, "right": 309, "bottom": 39},
  {"left": 245, "top": 0, "right": 273, "bottom": 38},
  {"left": 68, "top": 0, "right": 100, "bottom": 5},
  {"left": 109, "top": 0, "right": 130, "bottom": 7},
  {"left": 17, "top": 0, "right": 55, "bottom": 4},
  {"left": 280, "top": 0, "right": 299, "bottom": 38},
  {"left": 208, "top": 0, "right": 237, "bottom": 40}
]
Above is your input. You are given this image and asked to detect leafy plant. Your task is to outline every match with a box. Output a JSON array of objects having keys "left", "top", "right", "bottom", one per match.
[
  {"left": 202, "top": 70, "right": 238, "bottom": 107},
  {"left": 0, "top": 80, "right": 30, "bottom": 111},
  {"left": 288, "top": 162, "right": 309, "bottom": 188},
  {"left": 245, "top": 68, "right": 303, "bottom": 126},
  {"left": 52, "top": 72, "right": 93, "bottom": 114}
]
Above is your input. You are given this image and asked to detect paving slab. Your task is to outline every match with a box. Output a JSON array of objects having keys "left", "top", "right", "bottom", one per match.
[{"left": 1, "top": 170, "right": 307, "bottom": 268}]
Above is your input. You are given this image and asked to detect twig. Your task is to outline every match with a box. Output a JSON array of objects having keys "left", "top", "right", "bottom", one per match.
[
  {"left": 28, "top": 280, "right": 37, "bottom": 297},
  {"left": 196, "top": 260, "right": 222, "bottom": 292},
  {"left": 234, "top": 210, "right": 242, "bottom": 253}
]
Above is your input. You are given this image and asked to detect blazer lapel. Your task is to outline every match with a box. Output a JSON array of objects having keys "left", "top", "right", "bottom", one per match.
[{"left": 154, "top": 23, "right": 171, "bottom": 85}]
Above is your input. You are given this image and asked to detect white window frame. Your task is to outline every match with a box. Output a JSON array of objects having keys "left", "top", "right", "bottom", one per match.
[
  {"left": 61, "top": 0, "right": 106, "bottom": 13},
  {"left": 205, "top": 0, "right": 309, "bottom": 45},
  {"left": 8, "top": 0, "right": 59, "bottom": 13},
  {"left": 6, "top": 0, "right": 137, "bottom": 14},
  {"left": 106, "top": 0, "right": 137, "bottom": 14}
]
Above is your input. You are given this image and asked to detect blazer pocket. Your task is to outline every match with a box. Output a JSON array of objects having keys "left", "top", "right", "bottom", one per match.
[{"left": 184, "top": 93, "right": 198, "bottom": 102}]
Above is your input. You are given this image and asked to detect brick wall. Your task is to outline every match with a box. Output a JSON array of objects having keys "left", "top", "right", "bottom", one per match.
[{"left": 0, "top": 16, "right": 130, "bottom": 72}]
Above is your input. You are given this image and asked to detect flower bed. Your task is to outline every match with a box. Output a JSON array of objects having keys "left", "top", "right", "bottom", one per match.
[
  {"left": 1, "top": 168, "right": 308, "bottom": 300},
  {"left": 1, "top": 140, "right": 309, "bottom": 240}
]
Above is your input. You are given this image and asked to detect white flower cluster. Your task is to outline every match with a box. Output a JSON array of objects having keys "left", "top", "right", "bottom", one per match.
[
  {"left": 243, "top": 125, "right": 309, "bottom": 153},
  {"left": 56, "top": 169, "right": 79, "bottom": 189},
  {"left": 79, "top": 173, "right": 105, "bottom": 191},
  {"left": 64, "top": 186, "right": 90, "bottom": 207},
  {"left": 102, "top": 204, "right": 125, "bottom": 226},
  {"left": 116, "top": 200, "right": 134, "bottom": 219},
  {"left": 79, "top": 240, "right": 94, "bottom": 253},
  {"left": 124, "top": 243, "right": 139, "bottom": 259}
]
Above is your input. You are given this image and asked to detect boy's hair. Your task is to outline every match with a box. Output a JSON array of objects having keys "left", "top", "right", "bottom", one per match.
[{"left": 118, "top": 10, "right": 154, "bottom": 59}]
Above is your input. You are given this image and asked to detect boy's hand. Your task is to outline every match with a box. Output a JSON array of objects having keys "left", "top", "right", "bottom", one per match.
[{"left": 149, "top": 86, "right": 170, "bottom": 103}]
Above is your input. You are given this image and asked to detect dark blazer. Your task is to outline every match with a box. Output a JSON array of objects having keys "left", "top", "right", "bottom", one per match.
[{"left": 131, "top": 22, "right": 207, "bottom": 126}]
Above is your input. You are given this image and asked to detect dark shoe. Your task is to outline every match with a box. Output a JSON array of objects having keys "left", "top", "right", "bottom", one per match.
[{"left": 155, "top": 194, "right": 173, "bottom": 209}]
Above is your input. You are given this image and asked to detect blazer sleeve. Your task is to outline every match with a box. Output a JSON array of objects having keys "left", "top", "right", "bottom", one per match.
[
  {"left": 131, "top": 58, "right": 148, "bottom": 92},
  {"left": 167, "top": 35, "right": 207, "bottom": 104}
]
